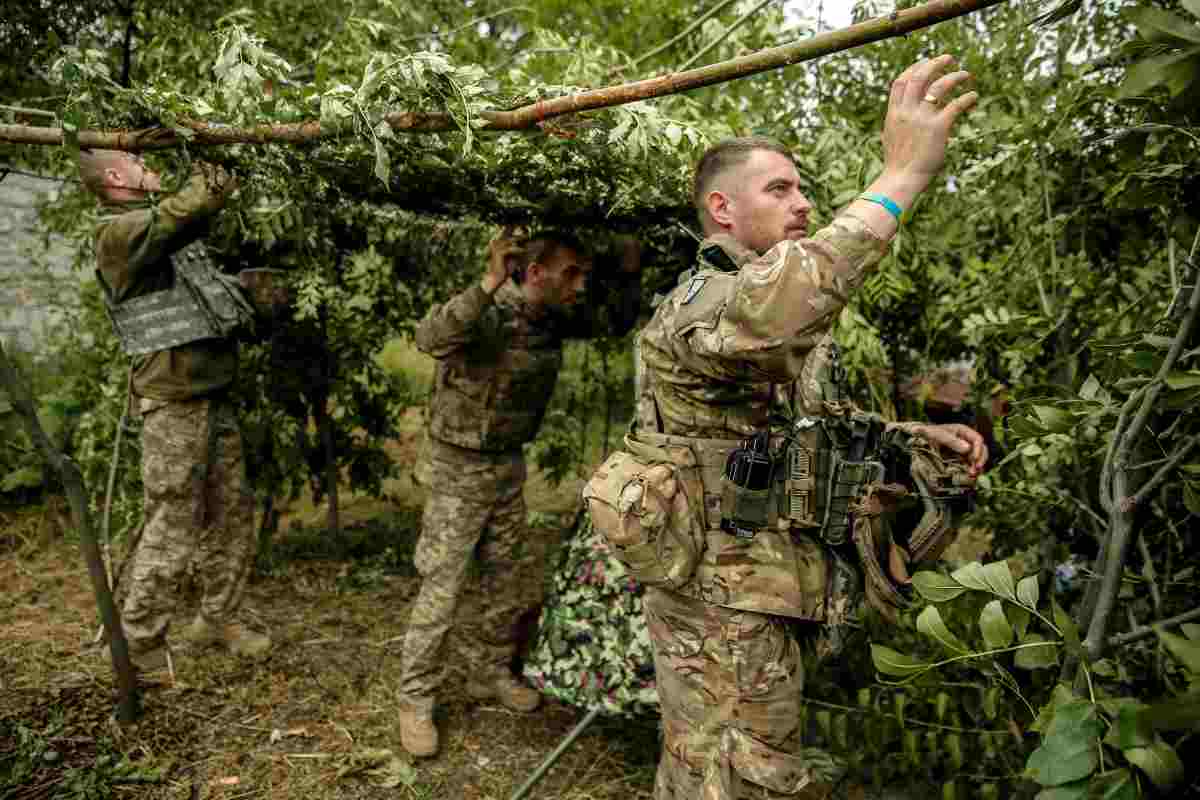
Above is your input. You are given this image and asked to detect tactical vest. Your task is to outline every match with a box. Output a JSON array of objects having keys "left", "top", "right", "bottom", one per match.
[
  {"left": 100, "top": 240, "right": 256, "bottom": 357},
  {"left": 427, "top": 293, "right": 564, "bottom": 453},
  {"left": 631, "top": 242, "right": 972, "bottom": 622}
]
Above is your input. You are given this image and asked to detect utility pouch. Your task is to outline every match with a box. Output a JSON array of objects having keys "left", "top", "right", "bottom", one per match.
[
  {"left": 821, "top": 456, "right": 885, "bottom": 546},
  {"left": 784, "top": 421, "right": 821, "bottom": 528},
  {"left": 583, "top": 449, "right": 702, "bottom": 589},
  {"left": 811, "top": 545, "right": 864, "bottom": 663},
  {"left": 719, "top": 431, "right": 776, "bottom": 539}
]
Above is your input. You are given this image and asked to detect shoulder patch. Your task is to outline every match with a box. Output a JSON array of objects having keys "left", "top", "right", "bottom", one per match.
[{"left": 681, "top": 275, "right": 708, "bottom": 305}]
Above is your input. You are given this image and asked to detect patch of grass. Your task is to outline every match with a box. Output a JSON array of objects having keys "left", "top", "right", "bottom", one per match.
[
  {"left": 259, "top": 509, "right": 422, "bottom": 580},
  {"left": 0, "top": 688, "right": 173, "bottom": 800},
  {"left": 7, "top": 528, "right": 665, "bottom": 800},
  {"left": 0, "top": 498, "right": 69, "bottom": 554}
]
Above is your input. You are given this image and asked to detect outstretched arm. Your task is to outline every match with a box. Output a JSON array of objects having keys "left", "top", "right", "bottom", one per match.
[
  {"left": 692, "top": 56, "right": 978, "bottom": 377},
  {"left": 98, "top": 164, "right": 236, "bottom": 292}
]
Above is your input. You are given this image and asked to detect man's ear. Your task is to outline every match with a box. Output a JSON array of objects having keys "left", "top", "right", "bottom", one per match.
[
  {"left": 103, "top": 166, "right": 124, "bottom": 189},
  {"left": 706, "top": 189, "right": 734, "bottom": 230},
  {"left": 525, "top": 261, "right": 545, "bottom": 286}
]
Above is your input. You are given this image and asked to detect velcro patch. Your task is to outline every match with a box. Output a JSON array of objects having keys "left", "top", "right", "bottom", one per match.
[{"left": 682, "top": 275, "right": 708, "bottom": 305}]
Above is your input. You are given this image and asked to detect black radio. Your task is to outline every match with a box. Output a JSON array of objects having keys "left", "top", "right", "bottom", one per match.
[{"left": 720, "top": 431, "right": 775, "bottom": 538}]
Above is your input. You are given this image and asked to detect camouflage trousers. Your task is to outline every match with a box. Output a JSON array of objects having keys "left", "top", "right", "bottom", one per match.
[
  {"left": 120, "top": 396, "right": 255, "bottom": 650},
  {"left": 398, "top": 482, "right": 541, "bottom": 708},
  {"left": 643, "top": 587, "right": 816, "bottom": 800}
]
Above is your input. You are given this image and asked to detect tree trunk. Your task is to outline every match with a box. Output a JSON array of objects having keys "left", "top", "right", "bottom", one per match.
[{"left": 0, "top": 343, "right": 140, "bottom": 723}]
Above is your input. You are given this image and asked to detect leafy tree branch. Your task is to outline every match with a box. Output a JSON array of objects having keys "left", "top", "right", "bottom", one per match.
[{"left": 0, "top": 0, "right": 1010, "bottom": 151}]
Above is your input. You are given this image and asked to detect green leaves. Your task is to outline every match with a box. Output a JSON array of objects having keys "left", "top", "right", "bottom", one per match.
[
  {"left": 1117, "top": 8, "right": 1200, "bottom": 100},
  {"left": 912, "top": 571, "right": 968, "bottom": 603},
  {"left": 1156, "top": 628, "right": 1200, "bottom": 675},
  {"left": 1125, "top": 6, "right": 1200, "bottom": 46},
  {"left": 1165, "top": 371, "right": 1200, "bottom": 390},
  {"left": 870, "top": 644, "right": 929, "bottom": 678},
  {"left": 979, "top": 601, "right": 1014, "bottom": 649},
  {"left": 213, "top": 25, "right": 293, "bottom": 118},
  {"left": 1024, "top": 702, "right": 1103, "bottom": 787},
  {"left": 1123, "top": 739, "right": 1184, "bottom": 791},
  {"left": 1014, "top": 634, "right": 1060, "bottom": 670},
  {"left": 895, "top": 562, "right": 1063, "bottom": 678},
  {"left": 1017, "top": 575, "right": 1039, "bottom": 610},
  {"left": 1, "top": 466, "right": 44, "bottom": 494},
  {"left": 917, "top": 607, "right": 968, "bottom": 655},
  {"left": 950, "top": 561, "right": 1017, "bottom": 602}
]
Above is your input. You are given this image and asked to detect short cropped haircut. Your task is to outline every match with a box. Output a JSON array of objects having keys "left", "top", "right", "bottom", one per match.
[
  {"left": 77, "top": 149, "right": 129, "bottom": 195},
  {"left": 513, "top": 229, "right": 586, "bottom": 282},
  {"left": 692, "top": 136, "right": 795, "bottom": 230}
]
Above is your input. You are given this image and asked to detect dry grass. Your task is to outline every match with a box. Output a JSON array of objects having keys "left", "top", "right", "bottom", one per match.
[
  {"left": 0, "top": 407, "right": 657, "bottom": 800},
  {"left": 0, "top": 512, "right": 661, "bottom": 800}
]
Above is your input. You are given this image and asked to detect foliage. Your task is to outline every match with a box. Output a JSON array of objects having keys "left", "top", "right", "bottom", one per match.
[
  {"left": 872, "top": 558, "right": 1198, "bottom": 797},
  {"left": 0, "top": 712, "right": 160, "bottom": 800}
]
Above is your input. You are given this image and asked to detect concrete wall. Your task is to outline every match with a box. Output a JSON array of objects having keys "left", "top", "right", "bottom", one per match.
[{"left": 0, "top": 173, "right": 81, "bottom": 354}]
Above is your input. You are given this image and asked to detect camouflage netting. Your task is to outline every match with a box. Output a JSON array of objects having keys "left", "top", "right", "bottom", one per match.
[{"left": 523, "top": 512, "right": 659, "bottom": 718}]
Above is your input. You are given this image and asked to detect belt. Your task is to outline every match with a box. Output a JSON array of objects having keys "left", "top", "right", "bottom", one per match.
[{"left": 629, "top": 418, "right": 879, "bottom": 545}]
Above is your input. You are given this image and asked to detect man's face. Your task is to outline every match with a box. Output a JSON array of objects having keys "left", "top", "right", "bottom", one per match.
[
  {"left": 708, "top": 149, "right": 813, "bottom": 254},
  {"left": 533, "top": 245, "right": 589, "bottom": 308},
  {"left": 108, "top": 153, "right": 162, "bottom": 197}
]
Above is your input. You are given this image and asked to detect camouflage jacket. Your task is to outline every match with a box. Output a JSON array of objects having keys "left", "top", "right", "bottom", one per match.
[
  {"left": 634, "top": 217, "right": 890, "bottom": 621},
  {"left": 95, "top": 165, "right": 237, "bottom": 402},
  {"left": 416, "top": 269, "right": 640, "bottom": 454}
]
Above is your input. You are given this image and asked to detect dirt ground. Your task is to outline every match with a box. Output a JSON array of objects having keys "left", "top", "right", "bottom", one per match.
[
  {"left": 0, "top": 532, "right": 667, "bottom": 800},
  {"left": 0, "top": 409, "right": 989, "bottom": 800}
]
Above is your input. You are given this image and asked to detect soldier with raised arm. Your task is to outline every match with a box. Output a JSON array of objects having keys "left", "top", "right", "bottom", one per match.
[
  {"left": 590, "top": 56, "right": 988, "bottom": 798},
  {"left": 79, "top": 150, "right": 272, "bottom": 673},
  {"left": 397, "top": 228, "right": 641, "bottom": 758}
]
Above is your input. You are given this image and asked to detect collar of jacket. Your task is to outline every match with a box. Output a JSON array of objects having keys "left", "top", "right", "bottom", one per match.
[
  {"left": 95, "top": 198, "right": 154, "bottom": 226},
  {"left": 493, "top": 279, "right": 551, "bottom": 322},
  {"left": 696, "top": 233, "right": 757, "bottom": 273}
]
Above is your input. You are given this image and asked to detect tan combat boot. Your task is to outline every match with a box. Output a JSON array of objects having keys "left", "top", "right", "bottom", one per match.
[
  {"left": 126, "top": 642, "right": 170, "bottom": 673},
  {"left": 182, "top": 617, "right": 272, "bottom": 659},
  {"left": 466, "top": 672, "right": 541, "bottom": 712},
  {"left": 398, "top": 703, "right": 439, "bottom": 758}
]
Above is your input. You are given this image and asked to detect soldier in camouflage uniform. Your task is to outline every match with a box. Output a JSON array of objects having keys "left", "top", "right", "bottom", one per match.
[
  {"left": 630, "top": 57, "right": 989, "bottom": 798},
  {"left": 80, "top": 150, "right": 270, "bottom": 673},
  {"left": 397, "top": 228, "right": 642, "bottom": 757}
]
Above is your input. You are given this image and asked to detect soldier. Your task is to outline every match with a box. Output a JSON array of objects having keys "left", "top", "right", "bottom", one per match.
[
  {"left": 397, "top": 228, "right": 642, "bottom": 758},
  {"left": 624, "top": 56, "right": 988, "bottom": 797},
  {"left": 79, "top": 150, "right": 270, "bottom": 672}
]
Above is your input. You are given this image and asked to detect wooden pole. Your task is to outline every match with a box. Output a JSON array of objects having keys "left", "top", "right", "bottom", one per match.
[{"left": 0, "top": 0, "right": 1009, "bottom": 150}]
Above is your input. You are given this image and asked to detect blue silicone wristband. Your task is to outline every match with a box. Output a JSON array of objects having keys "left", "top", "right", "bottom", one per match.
[{"left": 859, "top": 192, "right": 903, "bottom": 221}]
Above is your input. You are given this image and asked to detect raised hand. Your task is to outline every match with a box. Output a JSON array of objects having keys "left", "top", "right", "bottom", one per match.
[
  {"left": 880, "top": 54, "right": 978, "bottom": 187},
  {"left": 482, "top": 225, "right": 527, "bottom": 294}
]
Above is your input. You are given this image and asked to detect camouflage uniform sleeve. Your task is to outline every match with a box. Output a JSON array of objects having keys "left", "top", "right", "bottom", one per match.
[
  {"left": 561, "top": 261, "right": 642, "bottom": 340},
  {"left": 413, "top": 284, "right": 496, "bottom": 357},
  {"left": 688, "top": 215, "right": 888, "bottom": 381},
  {"left": 97, "top": 164, "right": 235, "bottom": 294}
]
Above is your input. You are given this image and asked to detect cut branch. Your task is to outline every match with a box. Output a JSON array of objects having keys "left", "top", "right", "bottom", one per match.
[
  {"left": 679, "top": 0, "right": 781, "bottom": 72},
  {"left": 1108, "top": 606, "right": 1200, "bottom": 648},
  {"left": 1083, "top": 260, "right": 1200, "bottom": 662},
  {"left": 0, "top": 0, "right": 1010, "bottom": 150},
  {"left": 623, "top": 0, "right": 741, "bottom": 71},
  {"left": 1121, "top": 434, "right": 1199, "bottom": 513}
]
